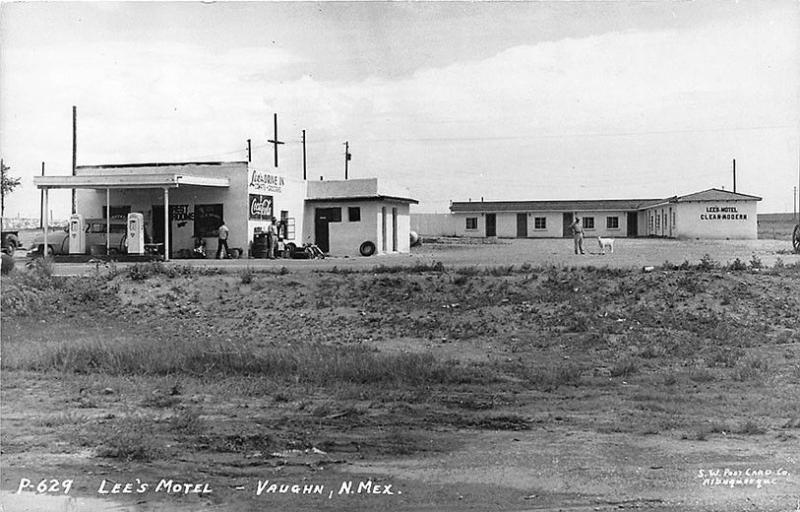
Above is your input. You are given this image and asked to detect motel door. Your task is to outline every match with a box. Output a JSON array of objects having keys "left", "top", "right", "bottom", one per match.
[
  {"left": 562, "top": 213, "right": 573, "bottom": 238},
  {"left": 516, "top": 213, "right": 527, "bottom": 238},
  {"left": 485, "top": 214, "right": 497, "bottom": 237},
  {"left": 627, "top": 212, "right": 638, "bottom": 237}
]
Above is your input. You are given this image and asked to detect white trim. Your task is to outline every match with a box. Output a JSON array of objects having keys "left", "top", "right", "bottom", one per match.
[{"left": 34, "top": 174, "right": 229, "bottom": 189}]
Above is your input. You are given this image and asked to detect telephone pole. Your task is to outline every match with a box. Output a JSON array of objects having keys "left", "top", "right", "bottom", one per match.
[
  {"left": 732, "top": 158, "right": 736, "bottom": 193},
  {"left": 72, "top": 106, "right": 77, "bottom": 214},
  {"left": 247, "top": 139, "right": 251, "bottom": 163},
  {"left": 302, "top": 130, "right": 307, "bottom": 180},
  {"left": 40, "top": 162, "right": 45, "bottom": 228},
  {"left": 267, "top": 113, "right": 284, "bottom": 168},
  {"left": 344, "top": 141, "right": 351, "bottom": 180}
]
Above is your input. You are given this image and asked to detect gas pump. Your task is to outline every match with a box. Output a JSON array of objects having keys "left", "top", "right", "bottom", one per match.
[
  {"left": 68, "top": 214, "right": 86, "bottom": 254},
  {"left": 127, "top": 212, "right": 145, "bottom": 255}
]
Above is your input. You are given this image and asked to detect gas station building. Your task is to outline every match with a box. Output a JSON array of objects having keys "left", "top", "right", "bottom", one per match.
[{"left": 34, "top": 161, "right": 417, "bottom": 260}]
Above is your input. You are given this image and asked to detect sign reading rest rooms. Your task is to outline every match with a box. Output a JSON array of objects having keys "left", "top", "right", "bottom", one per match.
[{"left": 699, "top": 205, "right": 748, "bottom": 221}]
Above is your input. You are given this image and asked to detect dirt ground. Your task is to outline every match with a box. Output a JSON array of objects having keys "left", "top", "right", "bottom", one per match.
[{"left": 2, "top": 239, "right": 800, "bottom": 512}]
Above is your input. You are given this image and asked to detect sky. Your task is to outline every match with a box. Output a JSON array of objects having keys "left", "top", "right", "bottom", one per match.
[{"left": 1, "top": 0, "right": 799, "bottom": 219}]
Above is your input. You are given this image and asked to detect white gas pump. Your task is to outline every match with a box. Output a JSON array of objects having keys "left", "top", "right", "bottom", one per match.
[
  {"left": 68, "top": 214, "right": 86, "bottom": 254},
  {"left": 127, "top": 212, "right": 145, "bottom": 255}
]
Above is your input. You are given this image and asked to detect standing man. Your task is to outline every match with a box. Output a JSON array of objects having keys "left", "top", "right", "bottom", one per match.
[
  {"left": 267, "top": 217, "right": 278, "bottom": 259},
  {"left": 571, "top": 215, "right": 585, "bottom": 255},
  {"left": 216, "top": 219, "right": 229, "bottom": 259}
]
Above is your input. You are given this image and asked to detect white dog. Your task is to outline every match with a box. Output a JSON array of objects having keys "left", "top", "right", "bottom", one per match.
[{"left": 597, "top": 236, "right": 615, "bottom": 255}]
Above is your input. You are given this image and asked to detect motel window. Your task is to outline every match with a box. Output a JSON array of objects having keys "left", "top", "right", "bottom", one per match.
[
  {"left": 194, "top": 204, "right": 224, "bottom": 238},
  {"left": 582, "top": 217, "right": 595, "bottom": 230},
  {"left": 348, "top": 207, "right": 361, "bottom": 222},
  {"left": 466, "top": 217, "right": 478, "bottom": 230},
  {"left": 606, "top": 216, "right": 619, "bottom": 229},
  {"left": 534, "top": 217, "right": 546, "bottom": 229}
]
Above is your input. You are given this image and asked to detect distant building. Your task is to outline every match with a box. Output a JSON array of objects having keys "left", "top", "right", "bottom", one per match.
[{"left": 413, "top": 188, "right": 761, "bottom": 240}]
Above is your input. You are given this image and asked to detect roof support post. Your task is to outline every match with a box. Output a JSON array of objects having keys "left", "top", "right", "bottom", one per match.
[
  {"left": 106, "top": 188, "right": 111, "bottom": 255},
  {"left": 163, "top": 187, "right": 169, "bottom": 262}
]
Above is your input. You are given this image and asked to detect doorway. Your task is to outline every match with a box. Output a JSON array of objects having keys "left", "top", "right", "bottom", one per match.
[
  {"left": 562, "top": 213, "right": 573, "bottom": 238},
  {"left": 485, "top": 213, "right": 496, "bottom": 237},
  {"left": 314, "top": 208, "right": 340, "bottom": 253},
  {"left": 627, "top": 212, "right": 638, "bottom": 237},
  {"left": 516, "top": 213, "right": 527, "bottom": 237}
]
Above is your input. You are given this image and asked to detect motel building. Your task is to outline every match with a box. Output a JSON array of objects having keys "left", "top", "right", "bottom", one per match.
[
  {"left": 415, "top": 188, "right": 761, "bottom": 240},
  {"left": 33, "top": 161, "right": 417, "bottom": 260}
]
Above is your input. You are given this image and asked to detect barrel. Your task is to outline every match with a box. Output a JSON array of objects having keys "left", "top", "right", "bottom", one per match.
[{"left": 252, "top": 234, "right": 269, "bottom": 258}]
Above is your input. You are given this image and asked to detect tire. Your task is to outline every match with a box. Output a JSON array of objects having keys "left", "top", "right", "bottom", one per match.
[
  {"left": 359, "top": 241, "right": 376, "bottom": 257},
  {"left": 285, "top": 242, "right": 297, "bottom": 259},
  {"left": 36, "top": 244, "right": 54, "bottom": 257}
]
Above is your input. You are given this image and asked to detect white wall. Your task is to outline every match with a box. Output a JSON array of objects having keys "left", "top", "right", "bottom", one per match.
[
  {"left": 411, "top": 213, "right": 459, "bottom": 236},
  {"left": 673, "top": 200, "right": 758, "bottom": 239},
  {"left": 449, "top": 210, "right": 630, "bottom": 238},
  {"left": 247, "top": 171, "right": 307, "bottom": 252},
  {"left": 303, "top": 200, "right": 411, "bottom": 257}
]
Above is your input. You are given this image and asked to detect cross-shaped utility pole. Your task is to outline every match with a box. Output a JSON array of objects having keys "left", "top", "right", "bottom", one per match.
[{"left": 267, "top": 113, "right": 284, "bottom": 168}]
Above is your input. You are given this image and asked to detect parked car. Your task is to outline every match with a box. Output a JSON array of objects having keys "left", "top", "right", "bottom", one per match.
[{"left": 30, "top": 219, "right": 128, "bottom": 256}]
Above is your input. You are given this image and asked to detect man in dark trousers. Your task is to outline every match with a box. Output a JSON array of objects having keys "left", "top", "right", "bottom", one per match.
[
  {"left": 571, "top": 216, "right": 585, "bottom": 255},
  {"left": 216, "top": 219, "right": 229, "bottom": 259}
]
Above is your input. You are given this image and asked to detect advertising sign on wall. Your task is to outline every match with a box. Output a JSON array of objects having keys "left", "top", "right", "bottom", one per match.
[
  {"left": 249, "top": 194, "right": 273, "bottom": 220},
  {"left": 699, "top": 206, "right": 748, "bottom": 221},
  {"left": 249, "top": 170, "right": 284, "bottom": 193}
]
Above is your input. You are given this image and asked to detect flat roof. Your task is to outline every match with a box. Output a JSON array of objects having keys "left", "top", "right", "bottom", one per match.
[
  {"left": 450, "top": 198, "right": 662, "bottom": 213},
  {"left": 450, "top": 188, "right": 762, "bottom": 213},
  {"left": 306, "top": 195, "right": 419, "bottom": 204},
  {"left": 76, "top": 161, "right": 246, "bottom": 169},
  {"left": 34, "top": 174, "right": 230, "bottom": 189}
]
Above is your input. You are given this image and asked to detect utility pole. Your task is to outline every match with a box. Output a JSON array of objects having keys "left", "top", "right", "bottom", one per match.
[
  {"left": 40, "top": 162, "right": 45, "bottom": 228},
  {"left": 302, "top": 130, "right": 307, "bottom": 181},
  {"left": 732, "top": 158, "right": 736, "bottom": 193},
  {"left": 794, "top": 186, "right": 797, "bottom": 221},
  {"left": 267, "top": 113, "right": 284, "bottom": 168},
  {"left": 344, "top": 141, "right": 351, "bottom": 180},
  {"left": 247, "top": 139, "right": 251, "bottom": 163},
  {"left": 72, "top": 106, "right": 77, "bottom": 214}
]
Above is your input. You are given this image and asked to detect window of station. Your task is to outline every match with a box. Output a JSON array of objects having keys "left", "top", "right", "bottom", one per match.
[
  {"left": 348, "top": 207, "right": 361, "bottom": 222},
  {"left": 582, "top": 217, "right": 595, "bottom": 229},
  {"left": 606, "top": 216, "right": 619, "bottom": 229},
  {"left": 466, "top": 217, "right": 478, "bottom": 230},
  {"left": 194, "top": 204, "right": 224, "bottom": 237}
]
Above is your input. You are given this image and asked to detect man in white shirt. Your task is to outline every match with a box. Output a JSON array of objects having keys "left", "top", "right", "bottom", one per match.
[{"left": 216, "top": 219, "right": 229, "bottom": 259}]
